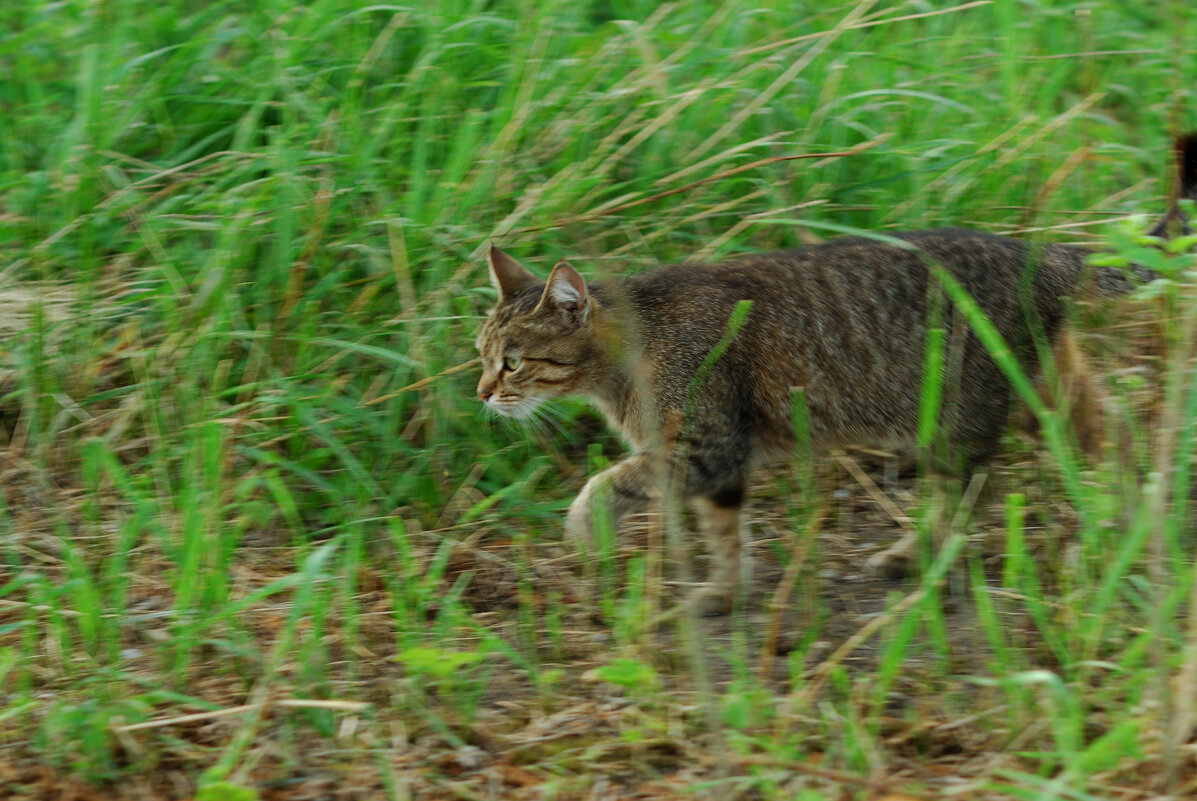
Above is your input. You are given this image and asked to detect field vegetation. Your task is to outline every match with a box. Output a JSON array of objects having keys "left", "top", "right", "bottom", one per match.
[{"left": 2, "top": 0, "right": 1196, "bottom": 798}]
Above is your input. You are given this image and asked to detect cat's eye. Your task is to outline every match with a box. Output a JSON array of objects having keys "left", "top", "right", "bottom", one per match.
[{"left": 503, "top": 355, "right": 522, "bottom": 371}]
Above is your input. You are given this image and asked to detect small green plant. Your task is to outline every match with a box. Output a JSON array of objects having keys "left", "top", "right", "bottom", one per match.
[
  {"left": 394, "top": 642, "right": 494, "bottom": 742},
  {"left": 195, "top": 781, "right": 260, "bottom": 801},
  {"left": 594, "top": 656, "right": 659, "bottom": 694},
  {"left": 397, "top": 644, "right": 489, "bottom": 682}
]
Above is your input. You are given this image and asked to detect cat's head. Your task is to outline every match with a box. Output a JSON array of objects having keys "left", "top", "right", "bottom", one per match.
[{"left": 475, "top": 245, "right": 597, "bottom": 418}]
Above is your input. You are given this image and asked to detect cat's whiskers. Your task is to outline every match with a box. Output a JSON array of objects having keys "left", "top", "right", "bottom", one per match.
[
  {"left": 522, "top": 399, "right": 574, "bottom": 442},
  {"left": 482, "top": 394, "right": 572, "bottom": 443}
]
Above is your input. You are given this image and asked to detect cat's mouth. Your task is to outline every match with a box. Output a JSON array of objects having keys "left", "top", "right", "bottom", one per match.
[{"left": 485, "top": 396, "right": 542, "bottom": 418}]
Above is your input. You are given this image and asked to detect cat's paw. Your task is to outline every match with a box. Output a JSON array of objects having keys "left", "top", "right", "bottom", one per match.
[
  {"left": 564, "top": 484, "right": 595, "bottom": 546},
  {"left": 688, "top": 586, "right": 734, "bottom": 617}
]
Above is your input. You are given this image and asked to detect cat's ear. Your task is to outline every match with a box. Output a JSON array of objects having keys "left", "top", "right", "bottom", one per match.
[
  {"left": 488, "top": 245, "right": 540, "bottom": 302},
  {"left": 537, "top": 261, "right": 589, "bottom": 329}
]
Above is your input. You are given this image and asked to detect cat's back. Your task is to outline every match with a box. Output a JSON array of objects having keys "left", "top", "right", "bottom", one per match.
[
  {"left": 618, "top": 228, "right": 1086, "bottom": 449},
  {"left": 633, "top": 227, "right": 1073, "bottom": 296},
  {"left": 626, "top": 228, "right": 1084, "bottom": 339}
]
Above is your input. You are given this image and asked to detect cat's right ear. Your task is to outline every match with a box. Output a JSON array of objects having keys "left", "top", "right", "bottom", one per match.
[
  {"left": 488, "top": 245, "right": 540, "bottom": 302},
  {"left": 536, "top": 261, "right": 589, "bottom": 331}
]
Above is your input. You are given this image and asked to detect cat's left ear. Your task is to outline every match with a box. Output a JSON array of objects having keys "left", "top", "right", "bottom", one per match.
[
  {"left": 537, "top": 261, "right": 589, "bottom": 329},
  {"left": 488, "top": 245, "right": 541, "bottom": 302}
]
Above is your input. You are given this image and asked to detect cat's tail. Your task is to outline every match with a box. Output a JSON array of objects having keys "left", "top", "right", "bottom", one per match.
[
  {"left": 1090, "top": 262, "right": 1159, "bottom": 297},
  {"left": 1147, "top": 130, "right": 1197, "bottom": 238},
  {"left": 1089, "top": 131, "right": 1197, "bottom": 297}
]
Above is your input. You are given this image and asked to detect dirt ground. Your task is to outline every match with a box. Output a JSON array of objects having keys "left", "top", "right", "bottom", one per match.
[{"left": 5, "top": 441, "right": 1185, "bottom": 801}]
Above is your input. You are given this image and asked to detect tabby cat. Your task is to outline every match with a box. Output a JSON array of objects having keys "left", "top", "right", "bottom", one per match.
[{"left": 475, "top": 134, "right": 1195, "bottom": 616}]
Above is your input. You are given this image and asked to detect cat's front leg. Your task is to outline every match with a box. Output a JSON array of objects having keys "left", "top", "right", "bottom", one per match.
[{"left": 565, "top": 452, "right": 657, "bottom": 547}]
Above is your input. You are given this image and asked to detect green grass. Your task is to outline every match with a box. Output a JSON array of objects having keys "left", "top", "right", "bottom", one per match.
[{"left": 2, "top": 0, "right": 1197, "bottom": 797}]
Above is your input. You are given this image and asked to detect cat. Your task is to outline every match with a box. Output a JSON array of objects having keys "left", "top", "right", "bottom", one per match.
[{"left": 475, "top": 133, "right": 1196, "bottom": 616}]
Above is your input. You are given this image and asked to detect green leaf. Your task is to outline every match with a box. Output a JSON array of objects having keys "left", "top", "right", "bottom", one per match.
[
  {"left": 396, "top": 646, "right": 487, "bottom": 678},
  {"left": 595, "top": 658, "right": 658, "bottom": 691},
  {"left": 196, "top": 781, "right": 260, "bottom": 801}
]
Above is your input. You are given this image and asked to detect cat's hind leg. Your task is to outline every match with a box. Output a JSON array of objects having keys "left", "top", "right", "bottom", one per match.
[{"left": 689, "top": 487, "right": 746, "bottom": 617}]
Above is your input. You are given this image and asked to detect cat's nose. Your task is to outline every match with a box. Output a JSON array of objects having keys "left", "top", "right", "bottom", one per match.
[{"left": 478, "top": 372, "right": 497, "bottom": 402}]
